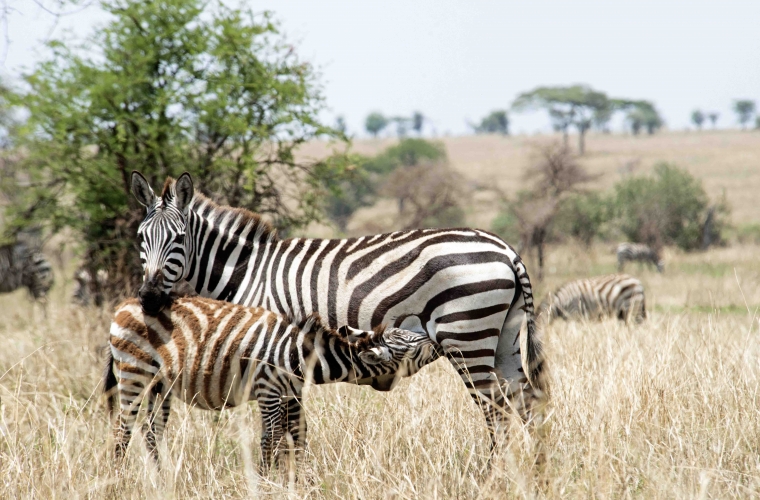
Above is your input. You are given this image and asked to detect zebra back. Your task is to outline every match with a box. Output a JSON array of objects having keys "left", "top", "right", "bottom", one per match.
[{"left": 542, "top": 274, "right": 646, "bottom": 323}]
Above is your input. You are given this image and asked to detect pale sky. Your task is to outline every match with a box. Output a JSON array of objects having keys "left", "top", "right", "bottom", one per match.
[{"left": 3, "top": 0, "right": 759, "bottom": 136}]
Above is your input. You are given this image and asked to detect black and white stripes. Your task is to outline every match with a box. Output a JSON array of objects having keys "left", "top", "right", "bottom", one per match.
[
  {"left": 0, "top": 242, "right": 53, "bottom": 300},
  {"left": 539, "top": 274, "right": 647, "bottom": 324},
  {"left": 130, "top": 171, "right": 548, "bottom": 441},
  {"left": 104, "top": 296, "right": 441, "bottom": 469}
]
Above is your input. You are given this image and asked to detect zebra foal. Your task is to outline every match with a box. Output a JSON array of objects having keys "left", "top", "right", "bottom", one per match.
[
  {"left": 616, "top": 243, "right": 663, "bottom": 273},
  {"left": 104, "top": 296, "right": 441, "bottom": 470},
  {"left": 539, "top": 274, "right": 646, "bottom": 324}
]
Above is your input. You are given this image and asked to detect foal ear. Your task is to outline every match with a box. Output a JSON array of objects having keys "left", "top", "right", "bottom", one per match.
[
  {"left": 174, "top": 172, "right": 194, "bottom": 212},
  {"left": 358, "top": 346, "right": 392, "bottom": 364},
  {"left": 131, "top": 171, "right": 155, "bottom": 208}
]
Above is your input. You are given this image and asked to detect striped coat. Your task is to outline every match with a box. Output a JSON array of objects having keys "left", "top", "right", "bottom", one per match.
[
  {"left": 129, "top": 172, "right": 547, "bottom": 444},
  {"left": 616, "top": 243, "right": 663, "bottom": 273},
  {"left": 104, "top": 296, "right": 441, "bottom": 469},
  {"left": 539, "top": 274, "right": 646, "bottom": 323},
  {"left": 0, "top": 243, "right": 53, "bottom": 300}
]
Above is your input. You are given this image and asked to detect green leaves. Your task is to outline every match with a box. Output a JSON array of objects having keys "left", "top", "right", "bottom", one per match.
[{"left": 9, "top": 0, "right": 345, "bottom": 281}]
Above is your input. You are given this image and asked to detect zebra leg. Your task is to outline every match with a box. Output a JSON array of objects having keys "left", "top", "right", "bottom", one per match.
[
  {"left": 257, "top": 395, "right": 285, "bottom": 472},
  {"left": 114, "top": 372, "right": 150, "bottom": 461},
  {"left": 143, "top": 382, "right": 172, "bottom": 465},
  {"left": 493, "top": 292, "right": 548, "bottom": 441},
  {"left": 282, "top": 390, "right": 306, "bottom": 460}
]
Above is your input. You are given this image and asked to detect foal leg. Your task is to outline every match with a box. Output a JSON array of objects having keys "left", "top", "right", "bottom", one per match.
[{"left": 143, "top": 382, "right": 172, "bottom": 465}]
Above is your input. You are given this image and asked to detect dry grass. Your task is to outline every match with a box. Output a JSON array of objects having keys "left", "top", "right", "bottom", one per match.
[{"left": 1, "top": 243, "right": 760, "bottom": 498}]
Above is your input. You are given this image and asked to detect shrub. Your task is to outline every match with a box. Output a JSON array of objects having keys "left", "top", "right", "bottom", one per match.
[
  {"left": 323, "top": 139, "right": 447, "bottom": 231},
  {"left": 611, "top": 163, "right": 725, "bottom": 250},
  {"left": 554, "top": 192, "right": 612, "bottom": 246}
]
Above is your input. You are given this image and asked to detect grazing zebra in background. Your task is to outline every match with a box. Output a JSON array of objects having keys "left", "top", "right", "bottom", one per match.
[
  {"left": 129, "top": 171, "right": 547, "bottom": 445},
  {"left": 73, "top": 267, "right": 109, "bottom": 306},
  {"left": 104, "top": 296, "right": 441, "bottom": 470},
  {"left": 538, "top": 274, "right": 646, "bottom": 324},
  {"left": 616, "top": 243, "right": 664, "bottom": 273},
  {"left": 0, "top": 243, "right": 54, "bottom": 300}
]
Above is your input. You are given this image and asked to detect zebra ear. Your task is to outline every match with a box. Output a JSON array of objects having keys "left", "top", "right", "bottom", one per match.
[
  {"left": 358, "top": 346, "right": 391, "bottom": 364},
  {"left": 174, "top": 172, "right": 194, "bottom": 212},
  {"left": 131, "top": 171, "right": 155, "bottom": 208}
]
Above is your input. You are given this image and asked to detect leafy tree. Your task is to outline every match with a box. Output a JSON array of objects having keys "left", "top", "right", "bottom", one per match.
[
  {"left": 625, "top": 101, "right": 663, "bottom": 135},
  {"left": 733, "top": 100, "right": 756, "bottom": 129},
  {"left": 8, "top": 0, "right": 346, "bottom": 289},
  {"left": 365, "top": 112, "right": 388, "bottom": 137},
  {"left": 472, "top": 110, "right": 509, "bottom": 135},
  {"left": 611, "top": 163, "right": 727, "bottom": 250},
  {"left": 708, "top": 112, "right": 719, "bottom": 128},
  {"left": 512, "top": 85, "right": 610, "bottom": 155},
  {"left": 412, "top": 111, "right": 424, "bottom": 135},
  {"left": 392, "top": 116, "right": 411, "bottom": 138},
  {"left": 691, "top": 110, "right": 705, "bottom": 130}
]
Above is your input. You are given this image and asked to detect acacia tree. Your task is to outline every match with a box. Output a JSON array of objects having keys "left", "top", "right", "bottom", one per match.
[
  {"left": 708, "top": 112, "right": 719, "bottom": 128},
  {"left": 472, "top": 110, "right": 509, "bottom": 135},
  {"left": 9, "top": 0, "right": 347, "bottom": 291},
  {"left": 512, "top": 85, "right": 609, "bottom": 155},
  {"left": 412, "top": 111, "right": 424, "bottom": 135},
  {"left": 365, "top": 112, "right": 388, "bottom": 137},
  {"left": 691, "top": 110, "right": 705, "bottom": 130},
  {"left": 733, "top": 100, "right": 756, "bottom": 129},
  {"left": 624, "top": 101, "right": 663, "bottom": 135}
]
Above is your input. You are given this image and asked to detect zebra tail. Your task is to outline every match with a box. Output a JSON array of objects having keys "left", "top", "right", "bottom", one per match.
[
  {"left": 513, "top": 258, "right": 549, "bottom": 395},
  {"left": 103, "top": 349, "right": 118, "bottom": 418}
]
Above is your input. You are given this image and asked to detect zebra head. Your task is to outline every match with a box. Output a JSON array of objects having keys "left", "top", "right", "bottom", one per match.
[
  {"left": 358, "top": 328, "right": 442, "bottom": 381},
  {"left": 131, "top": 171, "right": 194, "bottom": 315}
]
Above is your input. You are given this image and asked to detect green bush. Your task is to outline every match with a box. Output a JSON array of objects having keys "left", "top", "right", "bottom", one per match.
[
  {"left": 323, "top": 139, "right": 447, "bottom": 231},
  {"left": 554, "top": 192, "right": 612, "bottom": 246},
  {"left": 611, "top": 163, "right": 724, "bottom": 250}
]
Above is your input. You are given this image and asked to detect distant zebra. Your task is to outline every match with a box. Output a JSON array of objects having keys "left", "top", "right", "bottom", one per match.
[
  {"left": 73, "top": 267, "right": 109, "bottom": 306},
  {"left": 616, "top": 243, "right": 663, "bottom": 273},
  {"left": 539, "top": 274, "right": 646, "bottom": 323},
  {"left": 128, "top": 171, "right": 548, "bottom": 446},
  {"left": 104, "top": 296, "right": 441, "bottom": 470},
  {"left": 0, "top": 243, "right": 54, "bottom": 300}
]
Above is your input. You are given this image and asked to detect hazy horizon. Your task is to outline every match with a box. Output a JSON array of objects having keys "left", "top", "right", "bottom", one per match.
[{"left": 3, "top": 0, "right": 759, "bottom": 137}]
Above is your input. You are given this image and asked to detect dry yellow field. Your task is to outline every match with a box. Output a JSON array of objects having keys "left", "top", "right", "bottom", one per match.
[
  {"left": 1, "top": 130, "right": 759, "bottom": 498},
  {"left": 1, "top": 242, "right": 759, "bottom": 498}
]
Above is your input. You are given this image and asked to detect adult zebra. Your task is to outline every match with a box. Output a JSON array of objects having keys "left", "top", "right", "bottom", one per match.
[
  {"left": 616, "top": 243, "right": 664, "bottom": 273},
  {"left": 538, "top": 274, "right": 646, "bottom": 324},
  {"left": 0, "top": 242, "right": 54, "bottom": 300},
  {"left": 129, "top": 171, "right": 547, "bottom": 442}
]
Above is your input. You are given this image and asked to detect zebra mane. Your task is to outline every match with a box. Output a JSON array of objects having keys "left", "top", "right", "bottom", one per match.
[
  {"left": 161, "top": 176, "right": 278, "bottom": 241},
  {"left": 294, "top": 312, "right": 385, "bottom": 351}
]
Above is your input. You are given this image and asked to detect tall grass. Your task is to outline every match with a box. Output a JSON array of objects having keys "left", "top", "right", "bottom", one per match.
[{"left": 1, "top": 244, "right": 759, "bottom": 498}]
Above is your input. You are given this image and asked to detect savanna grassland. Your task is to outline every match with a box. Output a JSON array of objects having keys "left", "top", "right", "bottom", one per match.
[{"left": 1, "top": 130, "right": 760, "bottom": 498}]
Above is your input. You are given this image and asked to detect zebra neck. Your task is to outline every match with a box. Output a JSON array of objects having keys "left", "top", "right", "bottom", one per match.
[
  {"left": 183, "top": 200, "right": 278, "bottom": 300},
  {"left": 299, "top": 329, "right": 374, "bottom": 385}
]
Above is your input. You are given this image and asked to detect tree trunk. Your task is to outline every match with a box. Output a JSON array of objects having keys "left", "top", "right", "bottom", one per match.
[
  {"left": 701, "top": 206, "right": 716, "bottom": 250},
  {"left": 578, "top": 129, "right": 586, "bottom": 155},
  {"left": 562, "top": 128, "right": 568, "bottom": 147}
]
